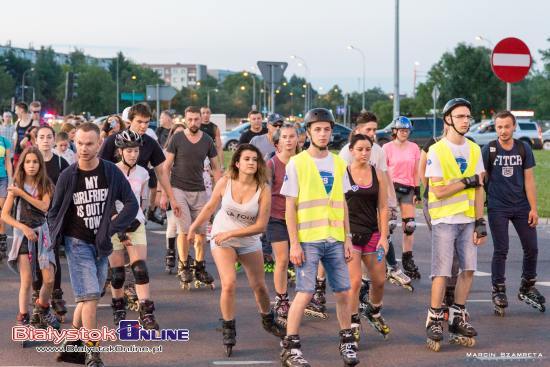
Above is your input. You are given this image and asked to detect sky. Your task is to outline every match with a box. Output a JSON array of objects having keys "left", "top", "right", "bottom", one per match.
[{"left": 3, "top": 0, "right": 549, "bottom": 95}]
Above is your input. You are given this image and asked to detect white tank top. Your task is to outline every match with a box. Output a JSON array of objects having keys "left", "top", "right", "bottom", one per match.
[{"left": 211, "top": 179, "right": 262, "bottom": 248}]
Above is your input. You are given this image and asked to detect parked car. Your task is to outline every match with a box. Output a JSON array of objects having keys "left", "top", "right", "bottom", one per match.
[
  {"left": 376, "top": 117, "right": 444, "bottom": 147},
  {"left": 221, "top": 122, "right": 267, "bottom": 151},
  {"left": 543, "top": 129, "right": 550, "bottom": 150},
  {"left": 466, "top": 119, "right": 543, "bottom": 149}
]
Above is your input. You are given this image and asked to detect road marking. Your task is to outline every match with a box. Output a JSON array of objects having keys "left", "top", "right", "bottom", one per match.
[
  {"left": 474, "top": 271, "right": 491, "bottom": 277},
  {"left": 151, "top": 230, "right": 165, "bottom": 235},
  {"left": 212, "top": 361, "right": 275, "bottom": 365},
  {"left": 467, "top": 300, "right": 492, "bottom": 302},
  {"left": 536, "top": 282, "right": 550, "bottom": 287}
]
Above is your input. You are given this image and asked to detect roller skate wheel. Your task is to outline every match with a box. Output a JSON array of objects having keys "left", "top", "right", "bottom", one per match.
[
  {"left": 194, "top": 281, "right": 202, "bottom": 288},
  {"left": 426, "top": 338, "right": 441, "bottom": 352},
  {"left": 493, "top": 307, "right": 505, "bottom": 317},
  {"left": 540, "top": 305, "right": 546, "bottom": 313},
  {"left": 225, "top": 345, "right": 233, "bottom": 357},
  {"left": 405, "top": 284, "right": 414, "bottom": 292}
]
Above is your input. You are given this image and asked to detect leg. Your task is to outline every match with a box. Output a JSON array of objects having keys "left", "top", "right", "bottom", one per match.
[
  {"left": 39, "top": 264, "right": 56, "bottom": 304},
  {"left": 272, "top": 241, "right": 290, "bottom": 295},
  {"left": 238, "top": 250, "right": 271, "bottom": 313},
  {"left": 400, "top": 203, "right": 416, "bottom": 252},
  {"left": 347, "top": 250, "right": 363, "bottom": 315},
  {"left": 488, "top": 209, "right": 511, "bottom": 286},
  {"left": 365, "top": 254, "right": 386, "bottom": 306},
  {"left": 321, "top": 242, "right": 352, "bottom": 330},
  {"left": 211, "top": 247, "right": 238, "bottom": 320},
  {"left": 18, "top": 255, "right": 32, "bottom": 315},
  {"left": 108, "top": 250, "right": 126, "bottom": 299},
  {"left": 510, "top": 209, "right": 538, "bottom": 282},
  {"left": 454, "top": 271, "right": 474, "bottom": 305}
]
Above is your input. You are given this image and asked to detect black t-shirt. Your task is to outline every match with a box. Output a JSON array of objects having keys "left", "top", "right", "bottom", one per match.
[
  {"left": 99, "top": 130, "right": 166, "bottom": 170},
  {"left": 45, "top": 153, "right": 69, "bottom": 186},
  {"left": 199, "top": 122, "right": 218, "bottom": 142},
  {"left": 345, "top": 166, "right": 379, "bottom": 235},
  {"left": 156, "top": 126, "right": 171, "bottom": 149},
  {"left": 64, "top": 160, "right": 109, "bottom": 244},
  {"left": 239, "top": 126, "right": 268, "bottom": 144}
]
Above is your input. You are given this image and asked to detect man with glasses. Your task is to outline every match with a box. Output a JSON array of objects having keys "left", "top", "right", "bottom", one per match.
[
  {"left": 250, "top": 113, "right": 284, "bottom": 161},
  {"left": 424, "top": 98, "right": 486, "bottom": 352},
  {"left": 29, "top": 101, "right": 45, "bottom": 126}
]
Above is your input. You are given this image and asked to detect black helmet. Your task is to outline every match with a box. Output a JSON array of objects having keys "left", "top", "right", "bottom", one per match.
[
  {"left": 304, "top": 108, "right": 335, "bottom": 128},
  {"left": 442, "top": 98, "right": 472, "bottom": 117},
  {"left": 115, "top": 130, "right": 142, "bottom": 149}
]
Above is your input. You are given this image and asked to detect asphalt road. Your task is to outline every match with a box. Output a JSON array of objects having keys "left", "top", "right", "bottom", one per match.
[{"left": 0, "top": 215, "right": 549, "bottom": 367}]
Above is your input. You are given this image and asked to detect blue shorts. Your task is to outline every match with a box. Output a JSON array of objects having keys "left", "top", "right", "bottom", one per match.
[
  {"left": 0, "top": 177, "right": 8, "bottom": 198},
  {"left": 295, "top": 241, "right": 350, "bottom": 293},
  {"left": 431, "top": 223, "right": 477, "bottom": 279},
  {"left": 64, "top": 236, "right": 109, "bottom": 303}
]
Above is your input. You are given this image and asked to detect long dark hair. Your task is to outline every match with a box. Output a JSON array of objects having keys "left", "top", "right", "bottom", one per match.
[
  {"left": 14, "top": 146, "right": 52, "bottom": 199},
  {"left": 227, "top": 144, "right": 267, "bottom": 186}
]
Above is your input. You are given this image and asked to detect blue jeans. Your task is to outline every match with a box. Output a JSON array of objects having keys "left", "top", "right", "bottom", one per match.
[
  {"left": 64, "top": 236, "right": 109, "bottom": 303},
  {"left": 295, "top": 241, "right": 350, "bottom": 293},
  {"left": 489, "top": 207, "right": 538, "bottom": 285}
]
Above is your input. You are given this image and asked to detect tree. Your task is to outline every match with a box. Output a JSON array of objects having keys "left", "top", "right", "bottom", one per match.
[
  {"left": 0, "top": 66, "right": 15, "bottom": 110},
  {"left": 70, "top": 65, "right": 116, "bottom": 116},
  {"left": 33, "top": 47, "right": 64, "bottom": 111}
]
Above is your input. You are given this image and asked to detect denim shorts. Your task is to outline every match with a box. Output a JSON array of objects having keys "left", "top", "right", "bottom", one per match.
[
  {"left": 431, "top": 223, "right": 477, "bottom": 279},
  {"left": 266, "top": 217, "right": 290, "bottom": 243},
  {"left": 0, "top": 177, "right": 8, "bottom": 198},
  {"left": 296, "top": 241, "right": 350, "bottom": 293},
  {"left": 64, "top": 236, "right": 109, "bottom": 303}
]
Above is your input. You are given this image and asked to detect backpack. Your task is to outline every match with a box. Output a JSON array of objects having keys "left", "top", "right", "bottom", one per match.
[{"left": 483, "top": 139, "right": 526, "bottom": 200}]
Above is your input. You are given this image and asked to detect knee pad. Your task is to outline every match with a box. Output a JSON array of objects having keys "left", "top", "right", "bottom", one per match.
[
  {"left": 131, "top": 260, "right": 149, "bottom": 285},
  {"left": 111, "top": 266, "right": 126, "bottom": 289},
  {"left": 402, "top": 218, "right": 416, "bottom": 236}
]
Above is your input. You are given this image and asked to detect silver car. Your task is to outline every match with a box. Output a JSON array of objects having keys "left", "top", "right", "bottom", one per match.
[{"left": 466, "top": 119, "right": 543, "bottom": 149}]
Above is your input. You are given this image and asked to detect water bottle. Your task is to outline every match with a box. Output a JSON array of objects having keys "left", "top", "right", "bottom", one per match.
[{"left": 377, "top": 246, "right": 385, "bottom": 262}]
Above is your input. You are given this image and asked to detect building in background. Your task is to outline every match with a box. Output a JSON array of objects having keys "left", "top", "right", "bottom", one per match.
[
  {"left": 143, "top": 63, "right": 207, "bottom": 90},
  {"left": 208, "top": 69, "right": 237, "bottom": 83}
]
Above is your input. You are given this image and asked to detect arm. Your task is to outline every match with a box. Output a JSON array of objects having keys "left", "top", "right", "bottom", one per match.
[
  {"left": 524, "top": 168, "right": 538, "bottom": 226},
  {"left": 215, "top": 127, "right": 224, "bottom": 169},
  {"left": 377, "top": 169, "right": 389, "bottom": 242},
  {"left": 109, "top": 171, "right": 139, "bottom": 235},
  {"left": 1, "top": 192, "right": 37, "bottom": 241},
  {"left": 140, "top": 181, "right": 148, "bottom": 212},
  {"left": 189, "top": 177, "right": 227, "bottom": 236},
  {"left": 429, "top": 177, "right": 470, "bottom": 199},
  {"left": 418, "top": 150, "right": 428, "bottom": 189},
  {"left": 155, "top": 154, "right": 180, "bottom": 215},
  {"left": 286, "top": 196, "right": 305, "bottom": 265},
  {"left": 210, "top": 156, "right": 222, "bottom": 184},
  {"left": 12, "top": 189, "right": 50, "bottom": 213},
  {"left": 5, "top": 148, "right": 12, "bottom": 183}
]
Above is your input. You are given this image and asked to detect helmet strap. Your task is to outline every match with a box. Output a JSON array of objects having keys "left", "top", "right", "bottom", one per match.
[
  {"left": 121, "top": 149, "right": 137, "bottom": 176},
  {"left": 446, "top": 116, "right": 466, "bottom": 136}
]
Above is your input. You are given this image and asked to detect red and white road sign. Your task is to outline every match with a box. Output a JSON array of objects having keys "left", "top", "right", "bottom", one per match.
[{"left": 491, "top": 37, "right": 532, "bottom": 83}]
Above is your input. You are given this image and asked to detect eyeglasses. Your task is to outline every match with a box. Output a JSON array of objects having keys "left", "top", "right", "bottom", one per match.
[
  {"left": 451, "top": 114, "right": 475, "bottom": 123},
  {"left": 31, "top": 110, "right": 40, "bottom": 114}
]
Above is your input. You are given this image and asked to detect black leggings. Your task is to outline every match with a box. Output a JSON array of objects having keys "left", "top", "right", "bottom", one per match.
[{"left": 32, "top": 245, "right": 62, "bottom": 291}]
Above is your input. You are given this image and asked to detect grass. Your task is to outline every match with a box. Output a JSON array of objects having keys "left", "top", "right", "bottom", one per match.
[{"left": 222, "top": 149, "right": 550, "bottom": 218}]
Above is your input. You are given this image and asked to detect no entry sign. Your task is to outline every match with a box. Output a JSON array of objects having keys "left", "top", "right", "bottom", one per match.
[{"left": 491, "top": 37, "right": 532, "bottom": 83}]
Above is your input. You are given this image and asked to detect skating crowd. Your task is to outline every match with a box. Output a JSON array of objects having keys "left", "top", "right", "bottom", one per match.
[{"left": 0, "top": 99, "right": 544, "bottom": 366}]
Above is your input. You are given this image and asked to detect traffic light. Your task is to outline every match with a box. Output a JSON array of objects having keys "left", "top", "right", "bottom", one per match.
[{"left": 66, "top": 72, "right": 79, "bottom": 101}]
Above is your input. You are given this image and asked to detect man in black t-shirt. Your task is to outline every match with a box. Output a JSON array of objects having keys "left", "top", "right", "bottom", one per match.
[
  {"left": 99, "top": 103, "right": 181, "bottom": 218},
  {"left": 156, "top": 110, "right": 173, "bottom": 149},
  {"left": 239, "top": 110, "right": 267, "bottom": 145},
  {"left": 34, "top": 126, "right": 70, "bottom": 322},
  {"left": 200, "top": 106, "right": 224, "bottom": 169}
]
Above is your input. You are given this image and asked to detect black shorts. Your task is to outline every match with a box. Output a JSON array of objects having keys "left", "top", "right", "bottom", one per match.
[
  {"left": 267, "top": 217, "right": 290, "bottom": 243},
  {"left": 18, "top": 238, "right": 30, "bottom": 255},
  {"left": 148, "top": 168, "right": 157, "bottom": 189}
]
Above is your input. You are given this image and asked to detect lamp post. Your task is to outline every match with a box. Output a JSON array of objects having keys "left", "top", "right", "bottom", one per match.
[
  {"left": 347, "top": 45, "right": 366, "bottom": 111},
  {"left": 243, "top": 71, "right": 257, "bottom": 110},
  {"left": 413, "top": 61, "right": 420, "bottom": 98},
  {"left": 393, "top": 0, "right": 400, "bottom": 119},
  {"left": 131, "top": 75, "right": 137, "bottom": 105},
  {"left": 290, "top": 55, "right": 310, "bottom": 114},
  {"left": 21, "top": 67, "right": 35, "bottom": 102},
  {"left": 115, "top": 55, "right": 120, "bottom": 113}
]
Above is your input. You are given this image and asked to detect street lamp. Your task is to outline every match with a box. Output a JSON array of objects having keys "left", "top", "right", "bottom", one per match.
[
  {"left": 243, "top": 71, "right": 257, "bottom": 110},
  {"left": 413, "top": 61, "right": 420, "bottom": 98},
  {"left": 21, "top": 67, "right": 35, "bottom": 102},
  {"left": 131, "top": 75, "right": 137, "bottom": 104},
  {"left": 475, "top": 35, "right": 494, "bottom": 47},
  {"left": 290, "top": 55, "right": 310, "bottom": 114},
  {"left": 289, "top": 92, "right": 294, "bottom": 116},
  {"left": 206, "top": 88, "right": 218, "bottom": 108},
  {"left": 348, "top": 45, "right": 366, "bottom": 111}
]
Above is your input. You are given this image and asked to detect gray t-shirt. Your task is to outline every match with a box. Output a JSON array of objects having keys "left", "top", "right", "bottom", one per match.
[
  {"left": 167, "top": 131, "right": 217, "bottom": 192},
  {"left": 250, "top": 134, "right": 275, "bottom": 161}
]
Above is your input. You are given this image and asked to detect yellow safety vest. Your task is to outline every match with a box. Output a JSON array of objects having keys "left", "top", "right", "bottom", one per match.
[
  {"left": 428, "top": 139, "right": 481, "bottom": 220},
  {"left": 289, "top": 151, "right": 347, "bottom": 243}
]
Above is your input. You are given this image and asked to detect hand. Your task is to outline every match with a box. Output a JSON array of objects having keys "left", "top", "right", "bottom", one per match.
[
  {"left": 344, "top": 238, "right": 353, "bottom": 263},
  {"left": 414, "top": 186, "right": 421, "bottom": 203},
  {"left": 213, "top": 231, "right": 232, "bottom": 246},
  {"left": 170, "top": 199, "right": 182, "bottom": 218},
  {"left": 473, "top": 230, "right": 487, "bottom": 246},
  {"left": 8, "top": 186, "right": 24, "bottom": 197},
  {"left": 22, "top": 226, "right": 37, "bottom": 242},
  {"left": 461, "top": 174, "right": 481, "bottom": 189},
  {"left": 122, "top": 239, "right": 133, "bottom": 247},
  {"left": 528, "top": 209, "right": 538, "bottom": 227},
  {"left": 473, "top": 218, "right": 487, "bottom": 246},
  {"left": 377, "top": 237, "right": 389, "bottom": 254},
  {"left": 159, "top": 194, "right": 168, "bottom": 211},
  {"left": 187, "top": 226, "right": 196, "bottom": 242},
  {"left": 289, "top": 243, "right": 305, "bottom": 267}
]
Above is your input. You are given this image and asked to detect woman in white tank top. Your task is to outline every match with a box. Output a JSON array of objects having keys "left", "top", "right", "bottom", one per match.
[{"left": 188, "top": 144, "right": 286, "bottom": 356}]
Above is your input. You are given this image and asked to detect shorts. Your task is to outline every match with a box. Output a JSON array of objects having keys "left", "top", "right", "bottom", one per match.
[
  {"left": 64, "top": 236, "right": 109, "bottom": 303},
  {"left": 352, "top": 232, "right": 381, "bottom": 255},
  {"left": 173, "top": 188, "right": 208, "bottom": 234},
  {"left": 111, "top": 224, "right": 147, "bottom": 251},
  {"left": 430, "top": 223, "right": 477, "bottom": 279},
  {"left": 210, "top": 239, "right": 262, "bottom": 256},
  {"left": 18, "top": 237, "right": 30, "bottom": 255},
  {"left": 148, "top": 168, "right": 157, "bottom": 189},
  {"left": 295, "top": 241, "right": 350, "bottom": 293},
  {"left": 395, "top": 189, "right": 414, "bottom": 205},
  {"left": 166, "top": 209, "right": 178, "bottom": 238},
  {"left": 0, "top": 177, "right": 8, "bottom": 198},
  {"left": 267, "top": 217, "right": 289, "bottom": 243}
]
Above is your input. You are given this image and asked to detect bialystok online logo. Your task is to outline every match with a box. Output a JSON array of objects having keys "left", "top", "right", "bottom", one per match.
[{"left": 12, "top": 320, "right": 190, "bottom": 344}]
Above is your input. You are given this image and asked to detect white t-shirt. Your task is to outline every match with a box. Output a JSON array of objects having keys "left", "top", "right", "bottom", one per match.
[
  {"left": 425, "top": 138, "right": 485, "bottom": 225},
  {"left": 115, "top": 164, "right": 149, "bottom": 224},
  {"left": 54, "top": 148, "right": 76, "bottom": 165},
  {"left": 339, "top": 142, "right": 388, "bottom": 171}
]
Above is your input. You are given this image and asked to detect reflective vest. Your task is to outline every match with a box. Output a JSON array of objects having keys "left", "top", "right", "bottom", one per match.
[
  {"left": 428, "top": 139, "right": 480, "bottom": 220},
  {"left": 290, "top": 151, "right": 346, "bottom": 243}
]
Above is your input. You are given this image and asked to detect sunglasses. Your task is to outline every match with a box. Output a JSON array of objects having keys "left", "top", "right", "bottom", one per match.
[
  {"left": 32, "top": 110, "right": 41, "bottom": 114},
  {"left": 272, "top": 122, "right": 284, "bottom": 128}
]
